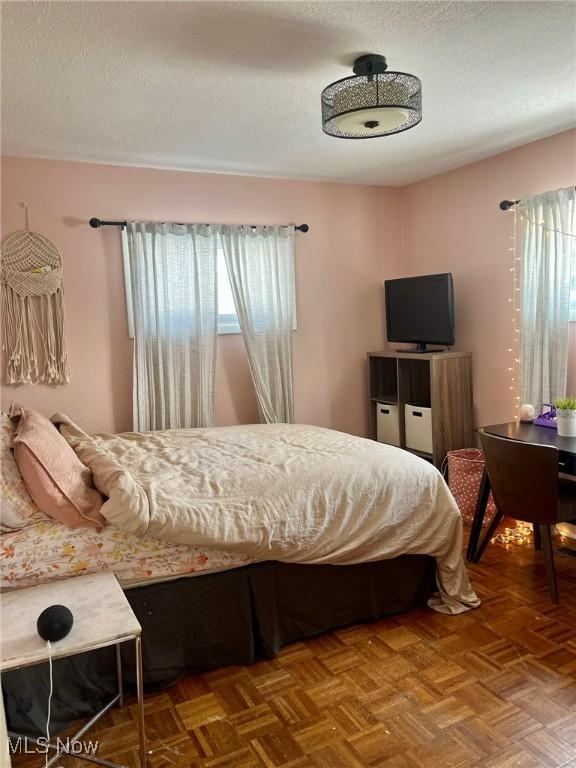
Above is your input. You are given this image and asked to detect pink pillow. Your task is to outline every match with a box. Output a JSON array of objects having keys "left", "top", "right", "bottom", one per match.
[
  {"left": 12, "top": 408, "right": 104, "bottom": 530},
  {"left": 0, "top": 412, "right": 48, "bottom": 530}
]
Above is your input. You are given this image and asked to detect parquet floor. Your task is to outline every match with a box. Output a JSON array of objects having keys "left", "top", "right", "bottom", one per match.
[{"left": 11, "top": 528, "right": 576, "bottom": 768}]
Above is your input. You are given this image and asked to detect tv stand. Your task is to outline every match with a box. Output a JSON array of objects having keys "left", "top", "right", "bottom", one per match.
[{"left": 368, "top": 350, "right": 473, "bottom": 468}]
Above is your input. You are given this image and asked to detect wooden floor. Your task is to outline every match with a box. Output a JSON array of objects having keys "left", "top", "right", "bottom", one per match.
[{"left": 11, "top": 530, "right": 576, "bottom": 768}]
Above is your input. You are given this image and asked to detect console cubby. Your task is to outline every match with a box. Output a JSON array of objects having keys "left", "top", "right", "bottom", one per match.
[{"left": 368, "top": 350, "right": 473, "bottom": 468}]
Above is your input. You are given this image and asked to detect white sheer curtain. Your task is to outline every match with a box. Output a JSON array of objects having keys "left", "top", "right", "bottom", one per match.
[
  {"left": 221, "top": 225, "right": 295, "bottom": 423},
  {"left": 520, "top": 187, "right": 576, "bottom": 413},
  {"left": 124, "top": 222, "right": 218, "bottom": 431}
]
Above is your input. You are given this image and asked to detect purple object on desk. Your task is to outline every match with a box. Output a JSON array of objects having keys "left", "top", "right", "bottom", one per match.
[{"left": 534, "top": 407, "right": 557, "bottom": 429}]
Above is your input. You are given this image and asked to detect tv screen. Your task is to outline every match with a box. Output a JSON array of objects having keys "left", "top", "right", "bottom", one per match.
[{"left": 385, "top": 273, "right": 455, "bottom": 350}]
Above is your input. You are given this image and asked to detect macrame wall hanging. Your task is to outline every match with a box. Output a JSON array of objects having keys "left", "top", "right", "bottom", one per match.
[{"left": 1, "top": 214, "right": 70, "bottom": 385}]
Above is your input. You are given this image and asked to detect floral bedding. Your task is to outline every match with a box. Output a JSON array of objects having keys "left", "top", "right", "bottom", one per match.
[{"left": 0, "top": 518, "right": 251, "bottom": 590}]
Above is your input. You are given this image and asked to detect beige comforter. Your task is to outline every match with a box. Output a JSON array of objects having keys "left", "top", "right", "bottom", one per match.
[{"left": 55, "top": 418, "right": 480, "bottom": 615}]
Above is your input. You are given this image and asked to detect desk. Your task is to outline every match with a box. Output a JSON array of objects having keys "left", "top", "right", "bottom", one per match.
[{"left": 466, "top": 421, "right": 576, "bottom": 562}]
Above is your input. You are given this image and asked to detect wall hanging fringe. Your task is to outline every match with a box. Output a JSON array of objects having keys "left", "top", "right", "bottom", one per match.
[{"left": 1, "top": 230, "right": 70, "bottom": 384}]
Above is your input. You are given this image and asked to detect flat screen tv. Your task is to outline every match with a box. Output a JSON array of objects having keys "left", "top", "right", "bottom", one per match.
[{"left": 385, "top": 273, "right": 455, "bottom": 353}]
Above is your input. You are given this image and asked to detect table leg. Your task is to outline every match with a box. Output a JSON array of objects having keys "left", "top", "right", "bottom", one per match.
[
  {"left": 473, "top": 509, "right": 504, "bottom": 564},
  {"left": 135, "top": 636, "right": 147, "bottom": 768},
  {"left": 115, "top": 644, "right": 123, "bottom": 709},
  {"left": 466, "top": 467, "right": 491, "bottom": 562},
  {"left": 0, "top": 689, "right": 11, "bottom": 768}
]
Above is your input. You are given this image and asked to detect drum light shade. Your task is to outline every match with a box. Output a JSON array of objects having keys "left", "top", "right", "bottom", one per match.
[{"left": 322, "top": 54, "right": 422, "bottom": 139}]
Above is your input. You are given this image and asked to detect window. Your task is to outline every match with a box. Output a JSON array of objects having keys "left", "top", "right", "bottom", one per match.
[
  {"left": 217, "top": 243, "right": 297, "bottom": 334},
  {"left": 123, "top": 234, "right": 297, "bottom": 338},
  {"left": 217, "top": 247, "right": 240, "bottom": 334},
  {"left": 123, "top": 234, "right": 241, "bottom": 337}
]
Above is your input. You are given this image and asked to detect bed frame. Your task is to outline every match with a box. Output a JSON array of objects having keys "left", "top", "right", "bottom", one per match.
[{"left": 2, "top": 556, "right": 436, "bottom": 735}]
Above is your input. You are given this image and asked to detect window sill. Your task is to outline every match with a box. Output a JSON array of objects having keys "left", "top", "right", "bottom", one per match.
[{"left": 218, "top": 315, "right": 241, "bottom": 335}]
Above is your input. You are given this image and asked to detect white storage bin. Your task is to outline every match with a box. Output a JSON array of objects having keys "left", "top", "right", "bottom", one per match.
[
  {"left": 376, "top": 403, "right": 400, "bottom": 447},
  {"left": 405, "top": 403, "right": 433, "bottom": 455}
]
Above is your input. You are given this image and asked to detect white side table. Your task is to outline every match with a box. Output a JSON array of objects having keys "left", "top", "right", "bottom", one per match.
[{"left": 0, "top": 572, "right": 146, "bottom": 767}]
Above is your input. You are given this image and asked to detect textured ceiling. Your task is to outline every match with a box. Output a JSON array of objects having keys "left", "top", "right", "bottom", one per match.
[{"left": 2, "top": 1, "right": 575, "bottom": 185}]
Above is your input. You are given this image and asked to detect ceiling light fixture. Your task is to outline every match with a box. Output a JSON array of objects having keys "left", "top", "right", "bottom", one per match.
[{"left": 321, "top": 54, "right": 422, "bottom": 139}]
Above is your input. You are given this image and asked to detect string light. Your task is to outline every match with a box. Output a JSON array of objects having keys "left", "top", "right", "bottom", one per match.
[
  {"left": 503, "top": 203, "right": 576, "bottom": 419},
  {"left": 509, "top": 204, "right": 521, "bottom": 418},
  {"left": 491, "top": 521, "right": 533, "bottom": 546}
]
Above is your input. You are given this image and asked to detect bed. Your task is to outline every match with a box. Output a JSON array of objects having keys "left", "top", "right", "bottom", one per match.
[{"left": 1, "top": 417, "right": 478, "bottom": 735}]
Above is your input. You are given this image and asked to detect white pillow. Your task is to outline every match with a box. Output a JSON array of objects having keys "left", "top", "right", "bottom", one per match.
[{"left": 0, "top": 413, "right": 47, "bottom": 529}]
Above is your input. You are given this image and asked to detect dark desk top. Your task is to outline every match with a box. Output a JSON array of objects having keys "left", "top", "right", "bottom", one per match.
[{"left": 481, "top": 421, "right": 576, "bottom": 457}]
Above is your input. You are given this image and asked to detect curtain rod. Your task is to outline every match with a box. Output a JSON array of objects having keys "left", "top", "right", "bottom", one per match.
[
  {"left": 499, "top": 186, "right": 576, "bottom": 211},
  {"left": 89, "top": 218, "right": 309, "bottom": 233}
]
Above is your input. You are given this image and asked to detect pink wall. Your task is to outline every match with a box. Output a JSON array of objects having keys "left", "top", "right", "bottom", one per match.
[
  {"left": 1, "top": 157, "right": 402, "bottom": 435},
  {"left": 2, "top": 130, "right": 574, "bottom": 436},
  {"left": 400, "top": 129, "right": 576, "bottom": 425}
]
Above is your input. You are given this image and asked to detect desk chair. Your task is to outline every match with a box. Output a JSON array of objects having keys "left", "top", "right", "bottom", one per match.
[{"left": 475, "top": 430, "right": 576, "bottom": 603}]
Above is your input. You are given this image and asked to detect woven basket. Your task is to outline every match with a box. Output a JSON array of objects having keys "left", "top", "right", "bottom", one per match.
[{"left": 446, "top": 449, "right": 496, "bottom": 526}]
